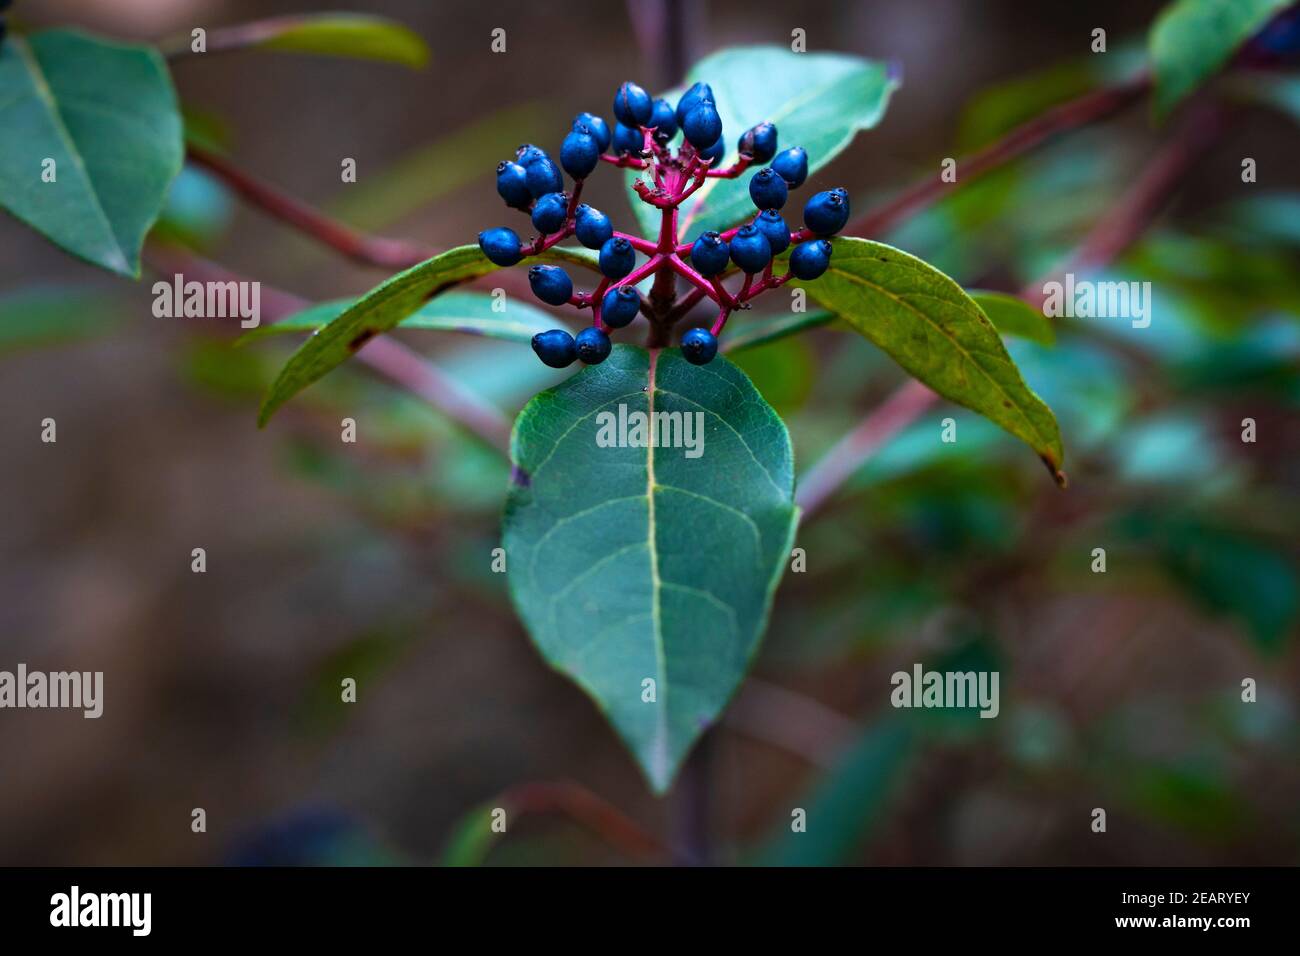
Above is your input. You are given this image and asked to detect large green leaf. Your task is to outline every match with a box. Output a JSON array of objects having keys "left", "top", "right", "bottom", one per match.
[
  {"left": 800, "top": 238, "right": 1066, "bottom": 481},
  {"left": 239, "top": 290, "right": 563, "bottom": 345},
  {"left": 631, "top": 46, "right": 898, "bottom": 239},
  {"left": 503, "top": 346, "right": 799, "bottom": 792},
  {"left": 0, "top": 31, "right": 183, "bottom": 277},
  {"left": 258, "top": 244, "right": 596, "bottom": 425},
  {"left": 228, "top": 14, "right": 429, "bottom": 68},
  {"left": 1149, "top": 0, "right": 1291, "bottom": 118}
]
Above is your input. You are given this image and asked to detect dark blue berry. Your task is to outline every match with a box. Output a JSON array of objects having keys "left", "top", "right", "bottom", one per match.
[
  {"left": 771, "top": 146, "right": 808, "bottom": 188},
  {"left": 598, "top": 237, "right": 636, "bottom": 280},
  {"left": 683, "top": 103, "right": 722, "bottom": 150},
  {"left": 680, "top": 327, "right": 718, "bottom": 365},
  {"left": 495, "top": 161, "right": 532, "bottom": 209},
  {"left": 698, "top": 138, "right": 726, "bottom": 167},
  {"left": 803, "top": 188, "right": 850, "bottom": 236},
  {"left": 729, "top": 224, "right": 772, "bottom": 274},
  {"left": 649, "top": 98, "right": 679, "bottom": 144},
  {"left": 528, "top": 265, "right": 574, "bottom": 306},
  {"left": 739, "top": 122, "right": 778, "bottom": 163},
  {"left": 1251, "top": 7, "right": 1300, "bottom": 57},
  {"left": 575, "top": 327, "right": 613, "bottom": 365},
  {"left": 478, "top": 227, "right": 523, "bottom": 266},
  {"left": 675, "top": 82, "right": 714, "bottom": 126},
  {"left": 525, "top": 157, "right": 564, "bottom": 198},
  {"left": 516, "top": 144, "right": 549, "bottom": 167},
  {"left": 530, "top": 192, "right": 568, "bottom": 235},
  {"left": 574, "top": 112, "right": 611, "bottom": 152},
  {"left": 754, "top": 209, "right": 791, "bottom": 255},
  {"left": 601, "top": 286, "right": 640, "bottom": 328},
  {"left": 789, "top": 239, "right": 833, "bottom": 280},
  {"left": 532, "top": 329, "right": 578, "bottom": 368},
  {"left": 612, "top": 122, "right": 647, "bottom": 157},
  {"left": 749, "top": 167, "right": 788, "bottom": 210},
  {"left": 561, "top": 126, "right": 600, "bottom": 179},
  {"left": 690, "top": 231, "right": 730, "bottom": 277},
  {"left": 574, "top": 204, "right": 613, "bottom": 250},
  {"left": 613, "top": 81, "right": 653, "bottom": 127}
]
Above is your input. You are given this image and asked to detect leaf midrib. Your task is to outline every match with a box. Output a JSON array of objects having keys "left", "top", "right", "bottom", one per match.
[{"left": 646, "top": 348, "right": 669, "bottom": 783}]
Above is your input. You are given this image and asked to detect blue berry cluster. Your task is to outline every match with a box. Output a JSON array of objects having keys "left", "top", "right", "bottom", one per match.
[{"left": 477, "top": 78, "right": 848, "bottom": 368}]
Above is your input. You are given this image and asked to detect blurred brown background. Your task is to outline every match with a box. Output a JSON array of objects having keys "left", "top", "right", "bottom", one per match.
[{"left": 1, "top": 0, "right": 1297, "bottom": 866}]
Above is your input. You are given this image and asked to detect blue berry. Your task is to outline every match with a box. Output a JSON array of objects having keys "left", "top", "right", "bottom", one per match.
[
  {"left": 528, "top": 265, "right": 574, "bottom": 306},
  {"left": 649, "top": 98, "right": 679, "bottom": 144},
  {"left": 598, "top": 237, "right": 636, "bottom": 280},
  {"left": 612, "top": 122, "right": 647, "bottom": 157},
  {"left": 495, "top": 161, "right": 531, "bottom": 209},
  {"left": 613, "top": 81, "right": 653, "bottom": 127},
  {"left": 771, "top": 146, "right": 808, "bottom": 188},
  {"left": 601, "top": 286, "right": 640, "bottom": 328},
  {"left": 525, "top": 157, "right": 564, "bottom": 198},
  {"left": 789, "top": 239, "right": 833, "bottom": 280},
  {"left": 739, "top": 122, "right": 778, "bottom": 163},
  {"left": 675, "top": 82, "right": 713, "bottom": 125},
  {"left": 574, "top": 204, "right": 613, "bottom": 249},
  {"left": 561, "top": 126, "right": 600, "bottom": 179},
  {"left": 698, "top": 138, "right": 726, "bottom": 167},
  {"left": 530, "top": 192, "right": 568, "bottom": 235},
  {"left": 575, "top": 327, "right": 612, "bottom": 365},
  {"left": 803, "top": 188, "right": 850, "bottom": 236},
  {"left": 680, "top": 327, "right": 718, "bottom": 365},
  {"left": 729, "top": 223, "right": 772, "bottom": 274},
  {"left": 754, "top": 209, "right": 791, "bottom": 255},
  {"left": 749, "top": 167, "right": 788, "bottom": 210},
  {"left": 574, "top": 112, "right": 611, "bottom": 152},
  {"left": 532, "top": 329, "right": 578, "bottom": 368},
  {"left": 690, "top": 231, "right": 730, "bottom": 277},
  {"left": 478, "top": 227, "right": 523, "bottom": 266},
  {"left": 683, "top": 102, "right": 722, "bottom": 150},
  {"left": 515, "top": 144, "right": 549, "bottom": 167}
]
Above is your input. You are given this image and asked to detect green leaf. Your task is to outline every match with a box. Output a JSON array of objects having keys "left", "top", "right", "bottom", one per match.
[
  {"left": 1149, "top": 0, "right": 1291, "bottom": 118},
  {"left": 0, "top": 286, "right": 129, "bottom": 353},
  {"left": 227, "top": 14, "right": 429, "bottom": 68},
  {"left": 722, "top": 310, "right": 837, "bottom": 353},
  {"left": 239, "top": 290, "right": 562, "bottom": 345},
  {"left": 502, "top": 346, "right": 799, "bottom": 792},
  {"left": 968, "top": 290, "right": 1056, "bottom": 346},
  {"left": 0, "top": 31, "right": 183, "bottom": 277},
  {"left": 632, "top": 46, "right": 898, "bottom": 238},
  {"left": 258, "top": 244, "right": 596, "bottom": 425},
  {"left": 439, "top": 801, "right": 503, "bottom": 866},
  {"left": 800, "top": 238, "right": 1066, "bottom": 482},
  {"left": 756, "top": 717, "right": 916, "bottom": 865}
]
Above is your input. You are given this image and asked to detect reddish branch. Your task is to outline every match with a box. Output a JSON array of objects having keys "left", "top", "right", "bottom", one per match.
[
  {"left": 493, "top": 780, "right": 668, "bottom": 862},
  {"left": 187, "top": 145, "right": 436, "bottom": 270},
  {"left": 848, "top": 74, "right": 1150, "bottom": 237}
]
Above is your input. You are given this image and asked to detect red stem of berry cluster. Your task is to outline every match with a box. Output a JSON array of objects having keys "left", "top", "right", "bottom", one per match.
[{"left": 518, "top": 126, "right": 804, "bottom": 347}]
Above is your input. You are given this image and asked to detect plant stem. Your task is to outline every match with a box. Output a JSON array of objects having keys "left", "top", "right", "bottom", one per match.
[
  {"left": 187, "top": 145, "right": 436, "bottom": 270},
  {"left": 495, "top": 780, "right": 669, "bottom": 862},
  {"left": 673, "top": 731, "right": 716, "bottom": 865},
  {"left": 146, "top": 245, "right": 512, "bottom": 453},
  {"left": 847, "top": 75, "right": 1149, "bottom": 238},
  {"left": 797, "top": 100, "right": 1226, "bottom": 518}
]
